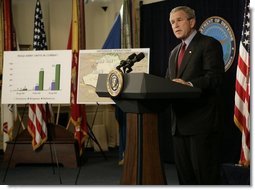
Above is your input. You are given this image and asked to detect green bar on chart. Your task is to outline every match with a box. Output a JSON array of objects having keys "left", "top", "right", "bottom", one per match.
[{"left": 55, "top": 64, "right": 61, "bottom": 90}]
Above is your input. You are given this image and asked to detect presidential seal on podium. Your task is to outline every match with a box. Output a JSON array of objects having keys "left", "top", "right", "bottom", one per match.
[{"left": 106, "top": 69, "right": 124, "bottom": 97}]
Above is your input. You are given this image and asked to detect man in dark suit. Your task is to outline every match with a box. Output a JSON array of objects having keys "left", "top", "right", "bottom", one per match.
[{"left": 165, "top": 6, "right": 225, "bottom": 185}]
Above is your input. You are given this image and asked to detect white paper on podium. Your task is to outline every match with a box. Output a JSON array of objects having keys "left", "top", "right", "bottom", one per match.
[{"left": 1, "top": 50, "right": 72, "bottom": 104}]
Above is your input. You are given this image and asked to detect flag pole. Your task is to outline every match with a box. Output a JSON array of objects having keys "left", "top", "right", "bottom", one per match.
[{"left": 55, "top": 104, "right": 61, "bottom": 125}]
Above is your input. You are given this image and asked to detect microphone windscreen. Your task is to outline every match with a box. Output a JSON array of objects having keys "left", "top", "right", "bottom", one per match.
[
  {"left": 135, "top": 52, "right": 145, "bottom": 62},
  {"left": 127, "top": 53, "right": 137, "bottom": 60}
]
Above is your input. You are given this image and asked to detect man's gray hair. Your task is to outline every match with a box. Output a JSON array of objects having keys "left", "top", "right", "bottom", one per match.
[{"left": 170, "top": 6, "right": 196, "bottom": 20}]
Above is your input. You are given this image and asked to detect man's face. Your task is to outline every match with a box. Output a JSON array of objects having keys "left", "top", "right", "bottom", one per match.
[{"left": 169, "top": 10, "right": 195, "bottom": 40}]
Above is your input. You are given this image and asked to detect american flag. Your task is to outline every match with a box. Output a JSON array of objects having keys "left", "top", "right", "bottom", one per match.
[
  {"left": 234, "top": 0, "right": 250, "bottom": 166},
  {"left": 27, "top": 0, "right": 50, "bottom": 150}
]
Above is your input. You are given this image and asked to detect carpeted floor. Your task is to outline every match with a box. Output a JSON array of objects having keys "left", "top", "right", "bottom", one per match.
[
  {"left": 0, "top": 148, "right": 179, "bottom": 185},
  {"left": 0, "top": 148, "right": 250, "bottom": 185}
]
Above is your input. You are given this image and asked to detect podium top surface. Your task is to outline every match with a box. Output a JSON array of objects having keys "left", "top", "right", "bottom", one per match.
[{"left": 96, "top": 73, "right": 201, "bottom": 100}]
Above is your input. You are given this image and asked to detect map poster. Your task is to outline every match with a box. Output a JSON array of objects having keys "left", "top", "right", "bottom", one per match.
[
  {"left": 1, "top": 50, "right": 72, "bottom": 104},
  {"left": 77, "top": 48, "right": 150, "bottom": 104}
]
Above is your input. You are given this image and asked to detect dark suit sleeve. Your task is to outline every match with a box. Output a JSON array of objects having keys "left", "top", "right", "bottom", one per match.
[
  {"left": 190, "top": 37, "right": 224, "bottom": 91},
  {"left": 165, "top": 58, "right": 171, "bottom": 79},
  {"left": 165, "top": 47, "right": 178, "bottom": 80}
]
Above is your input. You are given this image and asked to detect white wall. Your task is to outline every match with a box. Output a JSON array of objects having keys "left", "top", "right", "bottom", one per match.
[
  {"left": 48, "top": 0, "right": 72, "bottom": 49},
  {"left": 85, "top": 0, "right": 122, "bottom": 49},
  {"left": 12, "top": 0, "right": 163, "bottom": 50},
  {"left": 12, "top": 0, "right": 121, "bottom": 50}
]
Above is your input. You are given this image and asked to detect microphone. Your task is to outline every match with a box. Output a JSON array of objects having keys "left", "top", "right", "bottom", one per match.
[
  {"left": 116, "top": 53, "right": 137, "bottom": 71},
  {"left": 123, "top": 52, "right": 145, "bottom": 73}
]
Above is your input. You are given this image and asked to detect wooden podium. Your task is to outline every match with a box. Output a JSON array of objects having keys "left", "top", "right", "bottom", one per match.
[{"left": 96, "top": 73, "right": 201, "bottom": 185}]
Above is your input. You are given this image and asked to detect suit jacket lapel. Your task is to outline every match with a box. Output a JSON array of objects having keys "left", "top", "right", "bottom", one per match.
[
  {"left": 177, "top": 46, "right": 191, "bottom": 77},
  {"left": 170, "top": 44, "right": 181, "bottom": 79},
  {"left": 177, "top": 33, "right": 200, "bottom": 77}
]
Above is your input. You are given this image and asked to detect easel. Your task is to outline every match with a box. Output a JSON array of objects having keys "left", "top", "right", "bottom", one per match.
[
  {"left": 84, "top": 103, "right": 107, "bottom": 159},
  {"left": 72, "top": 102, "right": 108, "bottom": 184},
  {"left": 1, "top": 103, "right": 62, "bottom": 184},
  {"left": 57, "top": 102, "right": 107, "bottom": 160}
]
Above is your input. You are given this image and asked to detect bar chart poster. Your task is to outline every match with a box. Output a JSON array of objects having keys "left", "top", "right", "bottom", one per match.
[{"left": 1, "top": 50, "right": 72, "bottom": 104}]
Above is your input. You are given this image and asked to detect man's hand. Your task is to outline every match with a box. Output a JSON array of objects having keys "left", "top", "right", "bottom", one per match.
[{"left": 172, "top": 78, "right": 193, "bottom": 87}]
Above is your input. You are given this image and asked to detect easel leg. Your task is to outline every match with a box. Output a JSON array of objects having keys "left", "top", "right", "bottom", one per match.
[
  {"left": 49, "top": 141, "right": 55, "bottom": 174},
  {"left": 51, "top": 141, "right": 62, "bottom": 184},
  {"left": 46, "top": 103, "right": 62, "bottom": 184},
  {"left": 84, "top": 103, "right": 107, "bottom": 160},
  {"left": 47, "top": 122, "right": 62, "bottom": 184},
  {"left": 75, "top": 103, "right": 107, "bottom": 185},
  {"left": 1, "top": 104, "right": 27, "bottom": 183}
]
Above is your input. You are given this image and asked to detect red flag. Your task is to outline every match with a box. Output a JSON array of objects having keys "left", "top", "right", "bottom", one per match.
[
  {"left": 0, "top": 1, "right": 3, "bottom": 72},
  {"left": 27, "top": 0, "right": 49, "bottom": 150},
  {"left": 234, "top": 0, "right": 250, "bottom": 166},
  {"left": 2, "top": 0, "right": 18, "bottom": 144},
  {"left": 3, "top": 122, "right": 8, "bottom": 134},
  {"left": 66, "top": 0, "right": 88, "bottom": 155},
  {"left": 3, "top": 0, "right": 12, "bottom": 51}
]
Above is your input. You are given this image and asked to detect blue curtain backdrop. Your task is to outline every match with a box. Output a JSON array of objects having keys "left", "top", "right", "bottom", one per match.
[{"left": 140, "top": 0, "right": 245, "bottom": 163}]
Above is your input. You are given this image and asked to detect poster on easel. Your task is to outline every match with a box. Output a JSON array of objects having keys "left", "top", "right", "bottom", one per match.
[
  {"left": 1, "top": 50, "right": 72, "bottom": 104},
  {"left": 77, "top": 48, "right": 150, "bottom": 104}
]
